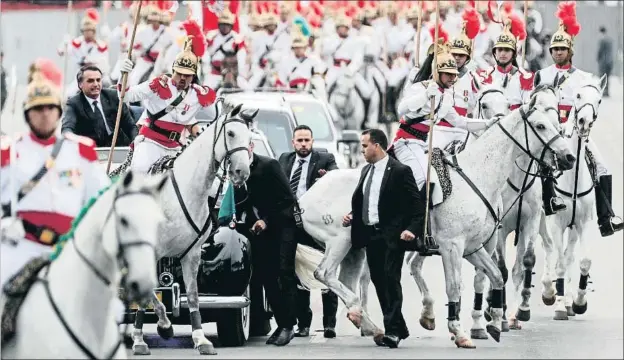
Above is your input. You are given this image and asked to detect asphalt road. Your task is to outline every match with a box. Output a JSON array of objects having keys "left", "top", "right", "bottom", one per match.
[{"left": 2, "top": 81, "right": 622, "bottom": 359}]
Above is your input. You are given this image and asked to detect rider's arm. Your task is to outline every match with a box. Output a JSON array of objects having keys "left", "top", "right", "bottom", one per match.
[
  {"left": 397, "top": 84, "right": 430, "bottom": 118},
  {"left": 444, "top": 105, "right": 494, "bottom": 132},
  {"left": 118, "top": 78, "right": 154, "bottom": 104}
]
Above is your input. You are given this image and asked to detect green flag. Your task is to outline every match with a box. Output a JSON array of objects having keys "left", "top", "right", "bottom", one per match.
[{"left": 217, "top": 181, "right": 236, "bottom": 227}]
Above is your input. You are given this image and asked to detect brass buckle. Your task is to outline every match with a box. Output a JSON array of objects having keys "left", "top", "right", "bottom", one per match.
[
  {"left": 39, "top": 229, "right": 55, "bottom": 244},
  {"left": 168, "top": 131, "right": 179, "bottom": 141}
]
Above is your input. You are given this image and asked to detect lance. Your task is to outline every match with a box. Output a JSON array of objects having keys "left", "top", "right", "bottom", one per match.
[
  {"left": 106, "top": 0, "right": 143, "bottom": 174},
  {"left": 415, "top": 1, "right": 423, "bottom": 67},
  {"left": 522, "top": 0, "right": 528, "bottom": 69},
  {"left": 60, "top": 0, "right": 73, "bottom": 104}
]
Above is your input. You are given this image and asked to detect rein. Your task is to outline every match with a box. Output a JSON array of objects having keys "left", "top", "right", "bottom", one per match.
[{"left": 37, "top": 188, "right": 157, "bottom": 359}]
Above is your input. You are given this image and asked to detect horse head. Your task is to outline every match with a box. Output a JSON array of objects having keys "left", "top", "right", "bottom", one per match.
[
  {"left": 572, "top": 74, "right": 607, "bottom": 139},
  {"left": 107, "top": 170, "right": 169, "bottom": 303},
  {"left": 212, "top": 103, "right": 256, "bottom": 186},
  {"left": 473, "top": 80, "right": 509, "bottom": 120},
  {"left": 221, "top": 55, "right": 239, "bottom": 89},
  {"left": 519, "top": 84, "right": 575, "bottom": 172}
]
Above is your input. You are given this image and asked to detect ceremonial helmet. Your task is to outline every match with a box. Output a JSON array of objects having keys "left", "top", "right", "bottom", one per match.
[
  {"left": 492, "top": 12, "right": 526, "bottom": 53},
  {"left": 450, "top": 8, "right": 481, "bottom": 57},
  {"left": 406, "top": 7, "right": 420, "bottom": 21},
  {"left": 218, "top": 9, "right": 236, "bottom": 26},
  {"left": 291, "top": 33, "right": 307, "bottom": 49},
  {"left": 172, "top": 36, "right": 201, "bottom": 76},
  {"left": 249, "top": 13, "right": 262, "bottom": 28},
  {"left": 435, "top": 42, "right": 459, "bottom": 76},
  {"left": 262, "top": 13, "right": 278, "bottom": 27},
  {"left": 80, "top": 8, "right": 99, "bottom": 31},
  {"left": 550, "top": 2, "right": 580, "bottom": 55},
  {"left": 146, "top": 4, "right": 161, "bottom": 23},
  {"left": 334, "top": 14, "right": 351, "bottom": 29},
  {"left": 23, "top": 72, "right": 62, "bottom": 119}
]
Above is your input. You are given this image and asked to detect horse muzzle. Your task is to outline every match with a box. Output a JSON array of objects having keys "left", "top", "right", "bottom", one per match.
[{"left": 555, "top": 152, "right": 576, "bottom": 171}]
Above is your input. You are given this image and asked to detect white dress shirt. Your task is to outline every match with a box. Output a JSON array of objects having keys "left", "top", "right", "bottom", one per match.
[
  {"left": 290, "top": 153, "right": 311, "bottom": 200},
  {"left": 84, "top": 94, "right": 112, "bottom": 135},
  {"left": 363, "top": 155, "right": 389, "bottom": 225}
]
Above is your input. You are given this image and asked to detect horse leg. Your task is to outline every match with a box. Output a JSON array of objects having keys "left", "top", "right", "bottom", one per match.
[
  {"left": 562, "top": 228, "right": 581, "bottom": 318},
  {"left": 131, "top": 306, "right": 150, "bottom": 355},
  {"left": 440, "top": 244, "right": 475, "bottom": 349},
  {"left": 516, "top": 231, "right": 538, "bottom": 323},
  {"left": 553, "top": 226, "right": 574, "bottom": 321},
  {"left": 509, "top": 233, "right": 527, "bottom": 330},
  {"left": 408, "top": 253, "right": 436, "bottom": 331},
  {"left": 539, "top": 212, "right": 557, "bottom": 306},
  {"left": 465, "top": 247, "right": 505, "bottom": 343},
  {"left": 181, "top": 251, "right": 217, "bottom": 355},
  {"left": 470, "top": 268, "right": 489, "bottom": 340},
  {"left": 572, "top": 223, "right": 591, "bottom": 315},
  {"left": 315, "top": 239, "right": 382, "bottom": 337},
  {"left": 338, "top": 248, "right": 369, "bottom": 336},
  {"left": 152, "top": 291, "right": 174, "bottom": 339}
]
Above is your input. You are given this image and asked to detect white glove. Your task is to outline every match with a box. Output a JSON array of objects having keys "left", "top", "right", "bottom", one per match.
[
  {"left": 426, "top": 81, "right": 439, "bottom": 99},
  {"left": 120, "top": 58, "right": 134, "bottom": 74}
]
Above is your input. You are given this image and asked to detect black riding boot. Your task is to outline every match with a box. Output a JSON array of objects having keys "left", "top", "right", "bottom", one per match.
[
  {"left": 542, "top": 176, "right": 566, "bottom": 216},
  {"left": 416, "top": 185, "right": 440, "bottom": 256},
  {"left": 595, "top": 175, "right": 623, "bottom": 237}
]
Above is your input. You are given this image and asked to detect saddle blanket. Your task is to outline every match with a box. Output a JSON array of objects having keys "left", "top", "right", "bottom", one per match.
[
  {"left": 1, "top": 256, "right": 50, "bottom": 344},
  {"left": 430, "top": 147, "right": 453, "bottom": 206}
]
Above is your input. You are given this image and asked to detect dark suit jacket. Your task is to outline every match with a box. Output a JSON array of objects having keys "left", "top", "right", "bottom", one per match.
[
  {"left": 61, "top": 88, "right": 137, "bottom": 147},
  {"left": 597, "top": 36, "right": 614, "bottom": 70},
  {"left": 235, "top": 154, "right": 297, "bottom": 232},
  {"left": 278, "top": 149, "right": 339, "bottom": 192},
  {"left": 351, "top": 156, "right": 424, "bottom": 250}
]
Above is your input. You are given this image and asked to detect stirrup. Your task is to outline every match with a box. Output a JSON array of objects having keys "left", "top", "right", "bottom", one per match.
[
  {"left": 419, "top": 235, "right": 440, "bottom": 257},
  {"left": 550, "top": 197, "right": 567, "bottom": 212}
]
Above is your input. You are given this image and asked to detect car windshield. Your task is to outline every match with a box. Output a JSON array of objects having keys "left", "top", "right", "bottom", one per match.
[
  {"left": 252, "top": 109, "right": 294, "bottom": 157},
  {"left": 289, "top": 101, "right": 333, "bottom": 141},
  {"left": 251, "top": 138, "right": 271, "bottom": 157}
]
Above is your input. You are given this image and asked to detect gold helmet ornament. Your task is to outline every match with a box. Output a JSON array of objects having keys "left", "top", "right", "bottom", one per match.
[
  {"left": 493, "top": 12, "right": 526, "bottom": 53},
  {"left": 450, "top": 7, "right": 481, "bottom": 57},
  {"left": 550, "top": 1, "right": 580, "bottom": 54},
  {"left": 81, "top": 8, "right": 99, "bottom": 31},
  {"left": 172, "top": 34, "right": 206, "bottom": 76},
  {"left": 23, "top": 72, "right": 62, "bottom": 117},
  {"left": 218, "top": 9, "right": 236, "bottom": 25},
  {"left": 434, "top": 41, "right": 459, "bottom": 76}
]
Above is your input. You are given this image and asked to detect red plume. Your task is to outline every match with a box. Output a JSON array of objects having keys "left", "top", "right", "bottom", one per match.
[
  {"left": 467, "top": 0, "right": 476, "bottom": 8},
  {"left": 556, "top": 1, "right": 581, "bottom": 37},
  {"left": 429, "top": 24, "right": 449, "bottom": 44},
  {"left": 85, "top": 8, "right": 99, "bottom": 22},
  {"left": 462, "top": 7, "right": 481, "bottom": 39},
  {"left": 502, "top": 1, "right": 513, "bottom": 14},
  {"left": 34, "top": 58, "right": 63, "bottom": 88},
  {"left": 509, "top": 12, "right": 526, "bottom": 40},
  {"left": 182, "top": 20, "right": 206, "bottom": 58},
  {"left": 487, "top": 0, "right": 502, "bottom": 24}
]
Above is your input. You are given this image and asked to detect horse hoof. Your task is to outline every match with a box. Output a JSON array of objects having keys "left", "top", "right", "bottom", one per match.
[
  {"left": 373, "top": 331, "right": 385, "bottom": 345},
  {"left": 553, "top": 310, "right": 569, "bottom": 321},
  {"left": 157, "top": 324, "right": 174, "bottom": 340},
  {"left": 516, "top": 309, "right": 531, "bottom": 322},
  {"left": 542, "top": 294, "right": 556, "bottom": 306},
  {"left": 455, "top": 337, "right": 476, "bottom": 349},
  {"left": 419, "top": 316, "right": 436, "bottom": 331},
  {"left": 509, "top": 318, "right": 522, "bottom": 330},
  {"left": 197, "top": 343, "right": 217, "bottom": 355},
  {"left": 132, "top": 344, "right": 151, "bottom": 356},
  {"left": 484, "top": 307, "right": 492, "bottom": 322},
  {"left": 501, "top": 319, "right": 510, "bottom": 332},
  {"left": 566, "top": 306, "right": 576, "bottom": 316},
  {"left": 572, "top": 301, "right": 587, "bottom": 315},
  {"left": 470, "top": 328, "right": 489, "bottom": 340},
  {"left": 486, "top": 324, "right": 501, "bottom": 343}
]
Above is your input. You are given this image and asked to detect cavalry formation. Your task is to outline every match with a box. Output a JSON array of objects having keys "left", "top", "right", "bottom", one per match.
[{"left": 1, "top": 0, "right": 622, "bottom": 358}]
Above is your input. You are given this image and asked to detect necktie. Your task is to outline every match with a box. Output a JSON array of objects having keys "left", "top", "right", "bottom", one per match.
[
  {"left": 362, "top": 164, "right": 375, "bottom": 225},
  {"left": 92, "top": 101, "right": 110, "bottom": 135},
  {"left": 290, "top": 159, "right": 306, "bottom": 195}
]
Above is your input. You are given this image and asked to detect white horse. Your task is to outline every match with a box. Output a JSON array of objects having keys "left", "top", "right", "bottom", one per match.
[
  {"left": 1, "top": 170, "right": 169, "bottom": 359},
  {"left": 359, "top": 59, "right": 385, "bottom": 130},
  {"left": 329, "top": 64, "right": 367, "bottom": 131},
  {"left": 128, "top": 103, "right": 256, "bottom": 356},
  {"left": 539, "top": 75, "right": 608, "bottom": 321},
  {"left": 298, "top": 84, "right": 575, "bottom": 348}
]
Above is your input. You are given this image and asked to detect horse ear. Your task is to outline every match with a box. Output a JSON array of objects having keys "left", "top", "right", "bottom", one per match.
[
  {"left": 599, "top": 74, "right": 608, "bottom": 95},
  {"left": 240, "top": 108, "right": 259, "bottom": 123},
  {"left": 122, "top": 170, "right": 134, "bottom": 188},
  {"left": 231, "top": 103, "right": 243, "bottom": 117}
]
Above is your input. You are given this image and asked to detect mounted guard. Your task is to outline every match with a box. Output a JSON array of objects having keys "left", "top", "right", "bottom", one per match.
[
  {"left": 0, "top": 73, "right": 110, "bottom": 287},
  {"left": 277, "top": 33, "right": 323, "bottom": 91},
  {"left": 534, "top": 1, "right": 622, "bottom": 236},
  {"left": 118, "top": 35, "right": 217, "bottom": 174}
]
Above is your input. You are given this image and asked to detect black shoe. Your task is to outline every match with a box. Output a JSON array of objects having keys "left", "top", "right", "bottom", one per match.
[
  {"left": 294, "top": 327, "right": 310, "bottom": 337},
  {"left": 398, "top": 328, "right": 410, "bottom": 340},
  {"left": 542, "top": 176, "right": 566, "bottom": 215},
  {"left": 596, "top": 175, "right": 624, "bottom": 237},
  {"left": 266, "top": 328, "right": 282, "bottom": 345},
  {"left": 323, "top": 327, "right": 336, "bottom": 338},
  {"left": 382, "top": 334, "right": 401, "bottom": 348},
  {"left": 273, "top": 328, "right": 295, "bottom": 346}
]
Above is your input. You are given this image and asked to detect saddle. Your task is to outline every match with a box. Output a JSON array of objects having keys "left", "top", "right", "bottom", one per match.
[{"left": 1, "top": 257, "right": 50, "bottom": 344}]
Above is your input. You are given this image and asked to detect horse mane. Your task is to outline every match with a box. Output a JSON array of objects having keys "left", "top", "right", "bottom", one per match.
[
  {"left": 531, "top": 83, "right": 557, "bottom": 98},
  {"left": 49, "top": 176, "right": 120, "bottom": 261}
]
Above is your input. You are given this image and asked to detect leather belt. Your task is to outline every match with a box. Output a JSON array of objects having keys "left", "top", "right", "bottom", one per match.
[
  {"left": 147, "top": 119, "right": 182, "bottom": 143},
  {"left": 399, "top": 123, "right": 428, "bottom": 142},
  {"left": 22, "top": 219, "right": 60, "bottom": 246}
]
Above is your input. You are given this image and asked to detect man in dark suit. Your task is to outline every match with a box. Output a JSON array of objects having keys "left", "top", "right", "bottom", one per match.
[
  {"left": 234, "top": 147, "right": 299, "bottom": 346},
  {"left": 61, "top": 65, "right": 137, "bottom": 146},
  {"left": 597, "top": 26, "right": 613, "bottom": 97},
  {"left": 342, "top": 129, "right": 432, "bottom": 348},
  {"left": 278, "top": 124, "right": 339, "bottom": 339}
]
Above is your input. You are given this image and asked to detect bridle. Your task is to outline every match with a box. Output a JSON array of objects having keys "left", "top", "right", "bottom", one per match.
[
  {"left": 38, "top": 186, "right": 159, "bottom": 359},
  {"left": 476, "top": 87, "right": 508, "bottom": 120},
  {"left": 570, "top": 84, "right": 601, "bottom": 141}
]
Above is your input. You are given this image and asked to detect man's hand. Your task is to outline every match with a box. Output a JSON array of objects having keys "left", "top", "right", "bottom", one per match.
[
  {"left": 400, "top": 230, "right": 416, "bottom": 241},
  {"left": 342, "top": 213, "right": 353, "bottom": 227},
  {"left": 318, "top": 169, "right": 327, "bottom": 176},
  {"left": 251, "top": 220, "right": 267, "bottom": 234}
]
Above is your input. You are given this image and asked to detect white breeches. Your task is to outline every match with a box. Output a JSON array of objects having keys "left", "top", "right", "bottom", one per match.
[
  {"left": 128, "top": 58, "right": 155, "bottom": 87},
  {"left": 586, "top": 136, "right": 609, "bottom": 177},
  {"left": 130, "top": 136, "right": 180, "bottom": 174},
  {"left": 1, "top": 238, "right": 52, "bottom": 289},
  {"left": 432, "top": 126, "right": 469, "bottom": 150},
  {"left": 326, "top": 68, "right": 372, "bottom": 99},
  {"left": 205, "top": 73, "right": 223, "bottom": 90},
  {"left": 393, "top": 138, "right": 428, "bottom": 191}
]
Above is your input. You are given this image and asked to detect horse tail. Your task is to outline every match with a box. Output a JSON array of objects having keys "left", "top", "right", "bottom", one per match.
[{"left": 294, "top": 244, "right": 328, "bottom": 291}]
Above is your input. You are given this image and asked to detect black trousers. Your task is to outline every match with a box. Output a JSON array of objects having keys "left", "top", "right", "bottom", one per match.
[
  {"left": 365, "top": 227, "right": 407, "bottom": 336},
  {"left": 294, "top": 228, "right": 339, "bottom": 328}
]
